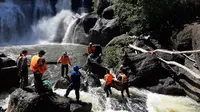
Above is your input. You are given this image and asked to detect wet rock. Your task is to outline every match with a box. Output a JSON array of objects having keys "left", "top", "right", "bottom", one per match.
[
  {"left": 86, "top": 55, "right": 108, "bottom": 79},
  {"left": 0, "top": 57, "right": 19, "bottom": 91},
  {"left": 171, "top": 24, "right": 193, "bottom": 51},
  {"left": 7, "top": 89, "right": 92, "bottom": 112},
  {"left": 85, "top": 73, "right": 101, "bottom": 87},
  {"left": 89, "top": 18, "right": 121, "bottom": 46},
  {"left": 0, "top": 53, "right": 6, "bottom": 57},
  {"left": 54, "top": 78, "right": 70, "bottom": 89},
  {"left": 96, "top": 0, "right": 109, "bottom": 15},
  {"left": 102, "top": 6, "right": 114, "bottom": 19}
]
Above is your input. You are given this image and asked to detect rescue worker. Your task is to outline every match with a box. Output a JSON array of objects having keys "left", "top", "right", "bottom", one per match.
[
  {"left": 104, "top": 70, "right": 114, "bottom": 97},
  {"left": 96, "top": 53, "right": 102, "bottom": 64},
  {"left": 117, "top": 72, "right": 130, "bottom": 98},
  {"left": 30, "top": 50, "right": 47, "bottom": 94},
  {"left": 64, "top": 65, "right": 81, "bottom": 102},
  {"left": 87, "top": 42, "right": 95, "bottom": 54},
  {"left": 16, "top": 50, "right": 28, "bottom": 89},
  {"left": 57, "top": 52, "right": 72, "bottom": 77}
]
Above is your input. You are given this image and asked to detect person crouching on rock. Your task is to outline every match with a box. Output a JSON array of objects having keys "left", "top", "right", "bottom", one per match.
[
  {"left": 65, "top": 65, "right": 81, "bottom": 102},
  {"left": 104, "top": 70, "right": 114, "bottom": 97},
  {"left": 30, "top": 50, "right": 47, "bottom": 94},
  {"left": 117, "top": 71, "right": 130, "bottom": 98},
  {"left": 16, "top": 50, "right": 28, "bottom": 89},
  {"left": 57, "top": 52, "right": 72, "bottom": 77}
]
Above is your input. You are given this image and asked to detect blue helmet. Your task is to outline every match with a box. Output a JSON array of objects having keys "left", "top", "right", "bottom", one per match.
[{"left": 73, "top": 65, "right": 79, "bottom": 71}]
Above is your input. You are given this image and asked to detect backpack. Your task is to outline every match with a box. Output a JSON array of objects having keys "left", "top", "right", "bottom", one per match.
[{"left": 16, "top": 56, "right": 22, "bottom": 70}]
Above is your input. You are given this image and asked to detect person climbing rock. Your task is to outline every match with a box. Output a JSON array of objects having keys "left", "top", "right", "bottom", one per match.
[
  {"left": 117, "top": 71, "right": 130, "bottom": 98},
  {"left": 30, "top": 50, "right": 47, "bottom": 94},
  {"left": 57, "top": 52, "right": 72, "bottom": 77},
  {"left": 64, "top": 65, "right": 81, "bottom": 102},
  {"left": 104, "top": 70, "right": 114, "bottom": 97},
  {"left": 16, "top": 50, "right": 28, "bottom": 89}
]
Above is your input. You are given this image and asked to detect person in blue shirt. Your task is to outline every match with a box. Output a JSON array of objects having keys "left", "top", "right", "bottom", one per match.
[{"left": 64, "top": 65, "right": 81, "bottom": 102}]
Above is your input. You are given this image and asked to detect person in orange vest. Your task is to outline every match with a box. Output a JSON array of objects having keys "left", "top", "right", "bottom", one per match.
[
  {"left": 57, "top": 52, "right": 72, "bottom": 77},
  {"left": 87, "top": 42, "right": 95, "bottom": 54},
  {"left": 117, "top": 71, "right": 130, "bottom": 98},
  {"left": 30, "top": 50, "right": 47, "bottom": 94},
  {"left": 16, "top": 50, "right": 28, "bottom": 89},
  {"left": 104, "top": 70, "right": 114, "bottom": 97}
]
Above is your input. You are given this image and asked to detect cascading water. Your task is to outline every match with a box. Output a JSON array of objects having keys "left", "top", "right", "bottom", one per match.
[
  {"left": 55, "top": 0, "right": 71, "bottom": 12},
  {"left": 0, "top": 1, "right": 25, "bottom": 44},
  {"left": 33, "top": 0, "right": 53, "bottom": 23},
  {"left": 0, "top": 0, "right": 89, "bottom": 46},
  {"left": 0, "top": 0, "right": 54, "bottom": 46}
]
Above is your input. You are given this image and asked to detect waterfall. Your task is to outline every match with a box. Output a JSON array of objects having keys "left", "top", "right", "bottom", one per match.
[
  {"left": 33, "top": 0, "right": 53, "bottom": 23},
  {"left": 77, "top": 0, "right": 88, "bottom": 14},
  {"left": 0, "top": 1, "right": 25, "bottom": 45},
  {"left": 0, "top": 0, "right": 54, "bottom": 46},
  {"left": 31, "top": 10, "right": 78, "bottom": 44},
  {"left": 55, "top": 0, "right": 71, "bottom": 12},
  {"left": 0, "top": 0, "right": 90, "bottom": 46}
]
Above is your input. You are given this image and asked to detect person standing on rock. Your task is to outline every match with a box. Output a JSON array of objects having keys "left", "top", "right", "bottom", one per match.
[
  {"left": 57, "top": 52, "right": 72, "bottom": 77},
  {"left": 117, "top": 71, "right": 130, "bottom": 98},
  {"left": 104, "top": 70, "right": 114, "bottom": 97},
  {"left": 16, "top": 50, "right": 28, "bottom": 89},
  {"left": 30, "top": 50, "right": 47, "bottom": 94},
  {"left": 87, "top": 42, "right": 95, "bottom": 54},
  {"left": 64, "top": 65, "right": 81, "bottom": 102}
]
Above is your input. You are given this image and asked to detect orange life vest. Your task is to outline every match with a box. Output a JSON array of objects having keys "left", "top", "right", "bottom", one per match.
[
  {"left": 30, "top": 55, "right": 46, "bottom": 74},
  {"left": 104, "top": 73, "right": 114, "bottom": 85},
  {"left": 87, "top": 46, "right": 95, "bottom": 54},
  {"left": 57, "top": 56, "right": 71, "bottom": 65},
  {"left": 118, "top": 73, "right": 128, "bottom": 83}
]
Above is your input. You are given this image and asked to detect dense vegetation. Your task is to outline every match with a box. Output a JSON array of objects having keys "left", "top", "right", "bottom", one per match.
[{"left": 109, "top": 0, "right": 200, "bottom": 44}]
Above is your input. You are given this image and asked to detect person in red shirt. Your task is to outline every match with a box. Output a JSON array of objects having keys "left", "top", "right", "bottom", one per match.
[
  {"left": 104, "top": 70, "right": 114, "bottom": 97},
  {"left": 87, "top": 42, "right": 95, "bottom": 54},
  {"left": 117, "top": 72, "right": 130, "bottom": 98},
  {"left": 57, "top": 52, "right": 72, "bottom": 77}
]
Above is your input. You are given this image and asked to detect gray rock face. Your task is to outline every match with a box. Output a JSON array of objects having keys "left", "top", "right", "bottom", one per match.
[
  {"left": 7, "top": 89, "right": 92, "bottom": 112},
  {"left": 96, "top": 0, "right": 109, "bottom": 15},
  {"left": 0, "top": 57, "right": 19, "bottom": 91},
  {"left": 171, "top": 24, "right": 193, "bottom": 51},
  {"left": 102, "top": 6, "right": 114, "bottom": 19},
  {"left": 192, "top": 23, "right": 200, "bottom": 69},
  {"left": 89, "top": 18, "right": 120, "bottom": 46}
]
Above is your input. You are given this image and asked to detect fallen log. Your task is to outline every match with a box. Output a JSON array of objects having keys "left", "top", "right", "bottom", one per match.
[{"left": 128, "top": 44, "right": 200, "bottom": 79}]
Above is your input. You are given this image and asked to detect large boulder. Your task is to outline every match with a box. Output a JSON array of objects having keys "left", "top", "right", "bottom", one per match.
[
  {"left": 103, "top": 34, "right": 186, "bottom": 95},
  {"left": 85, "top": 73, "right": 101, "bottom": 87},
  {"left": 54, "top": 70, "right": 101, "bottom": 90},
  {"left": 0, "top": 57, "right": 19, "bottom": 90},
  {"left": 7, "top": 89, "right": 92, "bottom": 112},
  {"left": 86, "top": 55, "right": 108, "bottom": 79},
  {"left": 171, "top": 24, "right": 193, "bottom": 51},
  {"left": 191, "top": 23, "right": 200, "bottom": 69},
  {"left": 103, "top": 34, "right": 161, "bottom": 68},
  {"left": 64, "top": 13, "right": 98, "bottom": 45},
  {"left": 96, "top": 0, "right": 109, "bottom": 15},
  {"left": 102, "top": 6, "right": 114, "bottom": 19},
  {"left": 89, "top": 18, "right": 121, "bottom": 46}
]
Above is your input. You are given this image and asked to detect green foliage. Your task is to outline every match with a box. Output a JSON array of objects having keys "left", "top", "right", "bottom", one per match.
[
  {"left": 103, "top": 34, "right": 135, "bottom": 68},
  {"left": 110, "top": 0, "right": 200, "bottom": 39},
  {"left": 92, "top": 0, "right": 97, "bottom": 12},
  {"left": 103, "top": 46, "right": 121, "bottom": 68}
]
